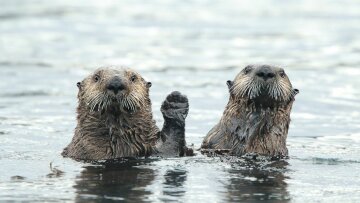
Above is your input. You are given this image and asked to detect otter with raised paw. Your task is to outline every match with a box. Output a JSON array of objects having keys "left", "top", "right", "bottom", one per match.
[
  {"left": 201, "top": 65, "right": 299, "bottom": 157},
  {"left": 62, "top": 66, "right": 191, "bottom": 161}
]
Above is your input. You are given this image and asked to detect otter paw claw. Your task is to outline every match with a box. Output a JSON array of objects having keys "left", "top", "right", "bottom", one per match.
[{"left": 161, "top": 91, "right": 189, "bottom": 123}]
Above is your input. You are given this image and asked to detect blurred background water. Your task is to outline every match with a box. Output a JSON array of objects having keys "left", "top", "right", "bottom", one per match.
[{"left": 0, "top": 0, "right": 360, "bottom": 202}]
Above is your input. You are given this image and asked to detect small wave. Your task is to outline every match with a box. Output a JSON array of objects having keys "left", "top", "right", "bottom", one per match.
[
  {"left": 312, "top": 157, "right": 360, "bottom": 165},
  {"left": 0, "top": 9, "right": 69, "bottom": 21},
  {"left": 1, "top": 90, "right": 51, "bottom": 97},
  {"left": 0, "top": 61, "right": 53, "bottom": 68},
  {"left": 157, "top": 65, "right": 241, "bottom": 72},
  {"left": 10, "top": 175, "right": 26, "bottom": 181},
  {"left": 295, "top": 157, "right": 360, "bottom": 165},
  {"left": 81, "top": 157, "right": 160, "bottom": 166},
  {"left": 196, "top": 153, "right": 290, "bottom": 172}
]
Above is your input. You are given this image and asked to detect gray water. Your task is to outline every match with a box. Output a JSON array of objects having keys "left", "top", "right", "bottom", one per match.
[{"left": 1, "top": 0, "right": 360, "bottom": 202}]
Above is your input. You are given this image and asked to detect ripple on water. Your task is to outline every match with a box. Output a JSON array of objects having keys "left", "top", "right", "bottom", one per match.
[
  {"left": 310, "top": 157, "right": 360, "bottom": 165},
  {"left": 0, "top": 90, "right": 51, "bottom": 97},
  {"left": 0, "top": 0, "right": 360, "bottom": 202}
]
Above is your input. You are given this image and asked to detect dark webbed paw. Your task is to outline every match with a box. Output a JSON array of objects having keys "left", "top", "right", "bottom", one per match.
[{"left": 161, "top": 91, "right": 189, "bottom": 125}]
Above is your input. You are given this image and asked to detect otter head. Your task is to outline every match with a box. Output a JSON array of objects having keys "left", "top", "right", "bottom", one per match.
[
  {"left": 227, "top": 65, "right": 299, "bottom": 108},
  {"left": 77, "top": 67, "right": 152, "bottom": 113}
]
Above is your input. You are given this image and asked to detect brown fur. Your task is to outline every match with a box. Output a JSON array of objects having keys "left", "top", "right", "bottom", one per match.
[
  {"left": 201, "top": 65, "right": 298, "bottom": 157},
  {"left": 62, "top": 66, "right": 188, "bottom": 160}
]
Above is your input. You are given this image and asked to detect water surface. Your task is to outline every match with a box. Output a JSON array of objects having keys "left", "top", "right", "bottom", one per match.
[{"left": 1, "top": 0, "right": 360, "bottom": 202}]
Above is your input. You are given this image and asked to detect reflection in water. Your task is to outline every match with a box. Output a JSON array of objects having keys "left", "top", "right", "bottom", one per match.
[
  {"left": 73, "top": 159, "right": 189, "bottom": 202},
  {"left": 161, "top": 168, "right": 187, "bottom": 201},
  {"left": 73, "top": 160, "right": 155, "bottom": 202},
  {"left": 224, "top": 158, "right": 289, "bottom": 202}
]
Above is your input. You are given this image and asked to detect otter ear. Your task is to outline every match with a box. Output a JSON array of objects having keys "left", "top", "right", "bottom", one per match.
[
  {"left": 146, "top": 82, "right": 152, "bottom": 88},
  {"left": 292, "top": 89, "right": 299, "bottom": 100},
  {"left": 226, "top": 80, "right": 233, "bottom": 90},
  {"left": 76, "top": 82, "right": 81, "bottom": 90},
  {"left": 293, "top": 88, "right": 299, "bottom": 96}
]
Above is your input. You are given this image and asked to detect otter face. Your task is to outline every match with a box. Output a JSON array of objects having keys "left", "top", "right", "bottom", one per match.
[
  {"left": 228, "top": 65, "right": 298, "bottom": 107},
  {"left": 77, "top": 67, "right": 152, "bottom": 112}
]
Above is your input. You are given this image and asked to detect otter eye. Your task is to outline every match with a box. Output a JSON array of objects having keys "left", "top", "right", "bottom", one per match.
[
  {"left": 131, "top": 75, "right": 137, "bottom": 82},
  {"left": 244, "top": 66, "right": 253, "bottom": 74},
  {"left": 94, "top": 74, "right": 100, "bottom": 82},
  {"left": 279, "top": 70, "right": 286, "bottom": 78}
]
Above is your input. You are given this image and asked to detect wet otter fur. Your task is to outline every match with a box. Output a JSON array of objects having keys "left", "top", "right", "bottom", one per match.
[
  {"left": 62, "top": 66, "right": 190, "bottom": 161},
  {"left": 201, "top": 65, "right": 299, "bottom": 157}
]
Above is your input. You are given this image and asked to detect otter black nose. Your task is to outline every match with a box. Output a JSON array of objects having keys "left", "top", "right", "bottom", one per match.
[
  {"left": 256, "top": 67, "right": 276, "bottom": 80},
  {"left": 107, "top": 77, "right": 125, "bottom": 94}
]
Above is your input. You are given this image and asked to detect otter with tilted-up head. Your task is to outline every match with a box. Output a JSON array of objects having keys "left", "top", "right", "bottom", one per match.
[
  {"left": 62, "top": 66, "right": 191, "bottom": 161},
  {"left": 201, "top": 65, "right": 299, "bottom": 157}
]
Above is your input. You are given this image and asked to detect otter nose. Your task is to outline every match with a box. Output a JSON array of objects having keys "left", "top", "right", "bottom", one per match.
[
  {"left": 107, "top": 77, "right": 125, "bottom": 94},
  {"left": 256, "top": 67, "right": 276, "bottom": 81}
]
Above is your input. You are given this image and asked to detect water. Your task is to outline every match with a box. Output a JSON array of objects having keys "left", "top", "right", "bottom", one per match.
[{"left": 1, "top": 0, "right": 360, "bottom": 202}]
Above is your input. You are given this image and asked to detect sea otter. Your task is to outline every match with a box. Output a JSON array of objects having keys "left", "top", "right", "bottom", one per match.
[
  {"left": 62, "top": 66, "right": 190, "bottom": 161},
  {"left": 201, "top": 65, "right": 299, "bottom": 157}
]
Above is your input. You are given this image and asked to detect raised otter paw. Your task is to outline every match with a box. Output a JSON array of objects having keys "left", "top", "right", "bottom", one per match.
[{"left": 161, "top": 91, "right": 189, "bottom": 124}]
